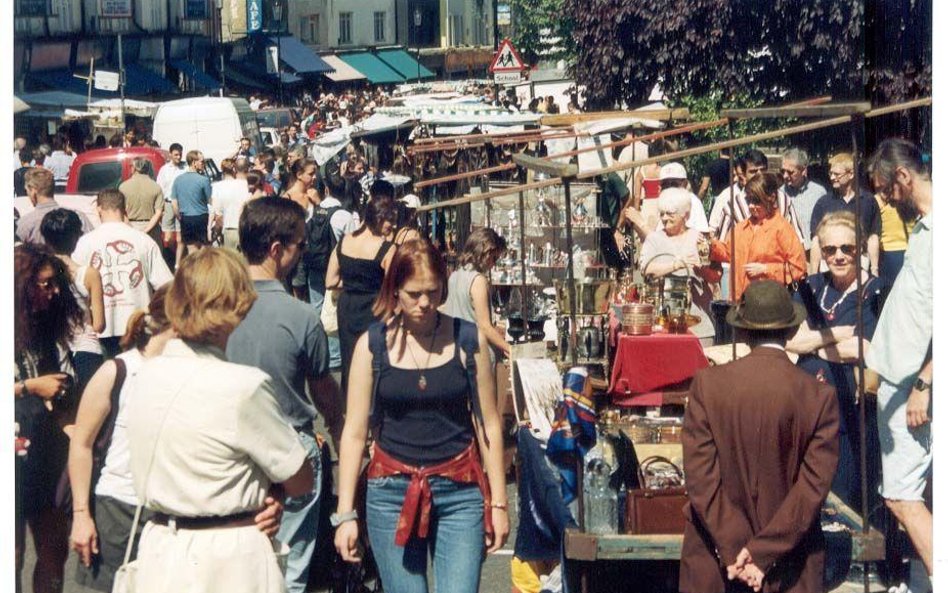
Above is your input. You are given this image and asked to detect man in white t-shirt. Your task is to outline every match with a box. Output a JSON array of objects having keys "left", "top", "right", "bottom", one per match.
[
  {"left": 155, "top": 142, "right": 186, "bottom": 269},
  {"left": 72, "top": 189, "right": 174, "bottom": 357},
  {"left": 211, "top": 158, "right": 251, "bottom": 250}
]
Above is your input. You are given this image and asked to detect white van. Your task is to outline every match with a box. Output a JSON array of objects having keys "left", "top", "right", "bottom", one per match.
[{"left": 152, "top": 97, "right": 262, "bottom": 169}]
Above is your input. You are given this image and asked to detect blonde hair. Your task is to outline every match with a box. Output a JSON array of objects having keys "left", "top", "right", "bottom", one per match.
[
  {"left": 165, "top": 248, "right": 256, "bottom": 345},
  {"left": 828, "top": 152, "right": 854, "bottom": 172},
  {"left": 815, "top": 210, "right": 859, "bottom": 245}
]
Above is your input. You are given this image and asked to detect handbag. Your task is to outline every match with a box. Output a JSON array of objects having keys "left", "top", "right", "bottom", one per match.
[
  {"left": 111, "top": 503, "right": 143, "bottom": 593},
  {"left": 624, "top": 456, "right": 688, "bottom": 535}
]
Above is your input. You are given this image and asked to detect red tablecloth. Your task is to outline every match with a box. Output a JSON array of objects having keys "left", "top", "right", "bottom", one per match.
[{"left": 609, "top": 331, "right": 709, "bottom": 398}]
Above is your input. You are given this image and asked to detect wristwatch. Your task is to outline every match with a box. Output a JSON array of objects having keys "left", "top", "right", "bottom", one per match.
[
  {"left": 330, "top": 510, "right": 358, "bottom": 527},
  {"left": 913, "top": 377, "right": 932, "bottom": 392}
]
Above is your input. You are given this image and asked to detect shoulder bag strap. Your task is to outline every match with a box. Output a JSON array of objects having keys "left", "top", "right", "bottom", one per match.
[
  {"left": 367, "top": 322, "right": 387, "bottom": 428},
  {"left": 94, "top": 358, "right": 127, "bottom": 457},
  {"left": 120, "top": 360, "right": 213, "bottom": 567}
]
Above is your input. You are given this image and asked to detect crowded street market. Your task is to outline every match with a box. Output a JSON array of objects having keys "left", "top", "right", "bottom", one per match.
[{"left": 10, "top": 2, "right": 934, "bottom": 593}]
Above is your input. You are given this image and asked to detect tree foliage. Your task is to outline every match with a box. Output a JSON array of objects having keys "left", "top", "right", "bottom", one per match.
[
  {"left": 563, "top": 0, "right": 931, "bottom": 112},
  {"left": 509, "top": 0, "right": 575, "bottom": 66}
]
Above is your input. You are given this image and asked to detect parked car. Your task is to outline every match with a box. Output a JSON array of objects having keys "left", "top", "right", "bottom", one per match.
[
  {"left": 65, "top": 147, "right": 169, "bottom": 195},
  {"left": 152, "top": 97, "right": 262, "bottom": 168}
]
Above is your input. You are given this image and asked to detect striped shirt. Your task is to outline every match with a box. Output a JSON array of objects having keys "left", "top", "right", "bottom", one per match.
[{"left": 709, "top": 183, "right": 805, "bottom": 244}]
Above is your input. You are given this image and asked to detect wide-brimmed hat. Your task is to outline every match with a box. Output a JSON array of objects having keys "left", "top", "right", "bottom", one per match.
[{"left": 726, "top": 280, "right": 807, "bottom": 330}]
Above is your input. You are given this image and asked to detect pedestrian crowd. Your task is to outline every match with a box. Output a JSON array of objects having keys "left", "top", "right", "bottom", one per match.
[{"left": 12, "top": 127, "right": 930, "bottom": 593}]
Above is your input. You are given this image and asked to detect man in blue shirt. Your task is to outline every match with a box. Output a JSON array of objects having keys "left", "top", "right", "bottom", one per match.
[
  {"left": 226, "top": 197, "right": 332, "bottom": 593},
  {"left": 170, "top": 150, "right": 212, "bottom": 257},
  {"left": 865, "top": 139, "right": 933, "bottom": 577}
]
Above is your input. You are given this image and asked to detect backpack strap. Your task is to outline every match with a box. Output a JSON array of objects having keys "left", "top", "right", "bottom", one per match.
[
  {"left": 367, "top": 321, "right": 389, "bottom": 429},
  {"left": 454, "top": 317, "right": 485, "bottom": 432}
]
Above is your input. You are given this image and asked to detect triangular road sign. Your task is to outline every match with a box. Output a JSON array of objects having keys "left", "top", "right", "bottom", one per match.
[{"left": 489, "top": 39, "right": 526, "bottom": 72}]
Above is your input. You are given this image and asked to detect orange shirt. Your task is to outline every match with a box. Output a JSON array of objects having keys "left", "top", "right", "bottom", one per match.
[{"left": 710, "top": 214, "right": 806, "bottom": 300}]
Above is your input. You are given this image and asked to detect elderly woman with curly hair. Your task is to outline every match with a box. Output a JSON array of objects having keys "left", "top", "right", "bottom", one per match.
[
  {"left": 14, "top": 243, "right": 84, "bottom": 593},
  {"left": 125, "top": 248, "right": 313, "bottom": 593}
]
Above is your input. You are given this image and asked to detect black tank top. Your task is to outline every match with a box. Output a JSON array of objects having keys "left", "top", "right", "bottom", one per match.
[{"left": 375, "top": 329, "right": 475, "bottom": 467}]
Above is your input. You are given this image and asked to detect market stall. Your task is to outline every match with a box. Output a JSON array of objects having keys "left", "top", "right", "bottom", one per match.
[{"left": 407, "top": 96, "right": 929, "bottom": 592}]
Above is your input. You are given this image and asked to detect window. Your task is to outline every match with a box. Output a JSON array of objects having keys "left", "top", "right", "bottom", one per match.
[
  {"left": 449, "top": 15, "right": 464, "bottom": 46},
  {"left": 300, "top": 14, "right": 320, "bottom": 44},
  {"left": 339, "top": 12, "right": 352, "bottom": 45},
  {"left": 374, "top": 11, "right": 385, "bottom": 43},
  {"left": 16, "top": 0, "right": 49, "bottom": 16},
  {"left": 76, "top": 162, "right": 123, "bottom": 194}
]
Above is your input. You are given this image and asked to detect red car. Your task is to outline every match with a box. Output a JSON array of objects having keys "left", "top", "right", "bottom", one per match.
[{"left": 65, "top": 147, "right": 170, "bottom": 195}]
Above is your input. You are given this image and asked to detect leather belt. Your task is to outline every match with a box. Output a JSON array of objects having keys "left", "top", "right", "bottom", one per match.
[{"left": 152, "top": 510, "right": 257, "bottom": 530}]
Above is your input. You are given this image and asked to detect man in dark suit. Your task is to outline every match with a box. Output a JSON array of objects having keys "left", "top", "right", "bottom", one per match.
[{"left": 680, "top": 280, "right": 840, "bottom": 593}]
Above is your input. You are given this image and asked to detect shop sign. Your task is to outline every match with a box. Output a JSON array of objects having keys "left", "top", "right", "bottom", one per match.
[
  {"left": 94, "top": 70, "right": 120, "bottom": 91},
  {"left": 99, "top": 0, "right": 132, "bottom": 18},
  {"left": 247, "top": 0, "right": 263, "bottom": 32}
]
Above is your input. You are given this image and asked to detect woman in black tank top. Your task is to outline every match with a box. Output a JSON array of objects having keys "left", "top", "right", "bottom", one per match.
[
  {"left": 325, "top": 196, "right": 397, "bottom": 393},
  {"left": 332, "top": 239, "right": 509, "bottom": 593}
]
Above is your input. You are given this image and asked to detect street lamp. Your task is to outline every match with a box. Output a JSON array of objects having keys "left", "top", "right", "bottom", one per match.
[
  {"left": 216, "top": 0, "right": 226, "bottom": 96},
  {"left": 414, "top": 7, "right": 422, "bottom": 84}
]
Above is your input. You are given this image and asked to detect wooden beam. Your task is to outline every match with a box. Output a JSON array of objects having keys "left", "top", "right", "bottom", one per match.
[
  {"left": 540, "top": 108, "right": 691, "bottom": 126},
  {"left": 413, "top": 163, "right": 516, "bottom": 189},
  {"left": 415, "top": 177, "right": 563, "bottom": 212},
  {"left": 721, "top": 102, "right": 871, "bottom": 119},
  {"left": 512, "top": 153, "right": 578, "bottom": 178}
]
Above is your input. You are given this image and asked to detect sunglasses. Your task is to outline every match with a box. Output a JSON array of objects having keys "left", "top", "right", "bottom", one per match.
[{"left": 821, "top": 244, "right": 857, "bottom": 258}]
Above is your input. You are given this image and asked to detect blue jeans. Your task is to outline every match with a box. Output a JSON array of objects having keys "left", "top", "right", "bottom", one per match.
[
  {"left": 278, "top": 429, "right": 323, "bottom": 593},
  {"left": 307, "top": 271, "right": 341, "bottom": 369},
  {"left": 366, "top": 474, "right": 485, "bottom": 593}
]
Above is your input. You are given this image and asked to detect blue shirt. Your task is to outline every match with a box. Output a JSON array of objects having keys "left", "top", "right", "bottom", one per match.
[
  {"left": 794, "top": 273, "right": 880, "bottom": 434},
  {"left": 170, "top": 171, "right": 212, "bottom": 217},
  {"left": 226, "top": 280, "right": 329, "bottom": 427},
  {"left": 810, "top": 189, "right": 881, "bottom": 240},
  {"left": 866, "top": 213, "right": 932, "bottom": 385}
]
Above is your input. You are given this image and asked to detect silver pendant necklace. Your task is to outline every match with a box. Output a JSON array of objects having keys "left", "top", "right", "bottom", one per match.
[{"left": 404, "top": 315, "right": 441, "bottom": 391}]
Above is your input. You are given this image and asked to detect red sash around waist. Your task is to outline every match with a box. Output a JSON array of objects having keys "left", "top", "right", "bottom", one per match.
[{"left": 366, "top": 441, "right": 492, "bottom": 546}]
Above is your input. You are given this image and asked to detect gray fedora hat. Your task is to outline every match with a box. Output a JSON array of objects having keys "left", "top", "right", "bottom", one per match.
[{"left": 726, "top": 280, "right": 807, "bottom": 330}]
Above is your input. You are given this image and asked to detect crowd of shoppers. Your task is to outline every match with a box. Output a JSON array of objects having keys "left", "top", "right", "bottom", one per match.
[{"left": 11, "top": 111, "right": 932, "bottom": 593}]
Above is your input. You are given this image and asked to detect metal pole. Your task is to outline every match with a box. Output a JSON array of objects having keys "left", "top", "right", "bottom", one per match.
[
  {"left": 564, "top": 178, "right": 577, "bottom": 367},
  {"left": 117, "top": 34, "right": 126, "bottom": 128},
  {"left": 277, "top": 36, "right": 284, "bottom": 105},
  {"left": 850, "top": 114, "right": 869, "bottom": 593},
  {"left": 219, "top": 3, "right": 226, "bottom": 96},
  {"left": 726, "top": 118, "right": 736, "bottom": 361},
  {"left": 86, "top": 58, "right": 94, "bottom": 110},
  {"left": 518, "top": 190, "right": 528, "bottom": 325}
]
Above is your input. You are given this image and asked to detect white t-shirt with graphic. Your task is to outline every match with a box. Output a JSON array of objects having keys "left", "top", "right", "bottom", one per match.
[{"left": 72, "top": 222, "right": 174, "bottom": 339}]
